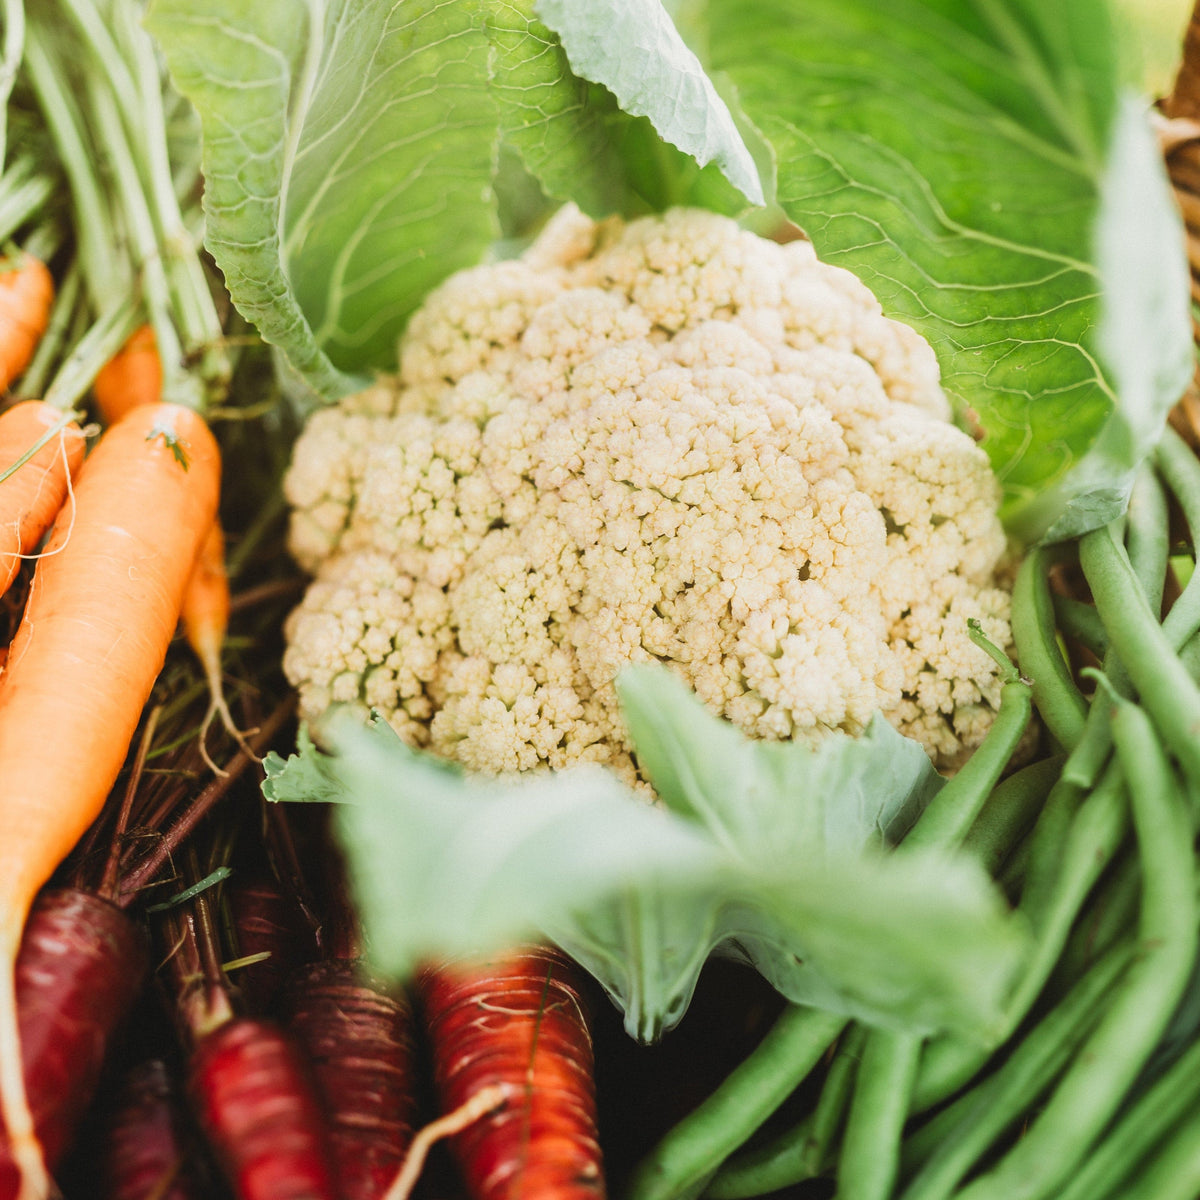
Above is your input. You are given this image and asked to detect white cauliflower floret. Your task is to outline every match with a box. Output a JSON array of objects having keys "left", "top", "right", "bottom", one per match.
[{"left": 283, "top": 206, "right": 1015, "bottom": 775}]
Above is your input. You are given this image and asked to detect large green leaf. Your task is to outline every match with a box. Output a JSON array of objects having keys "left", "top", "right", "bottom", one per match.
[
  {"left": 147, "top": 0, "right": 763, "bottom": 400},
  {"left": 146, "top": 0, "right": 501, "bottom": 392},
  {"left": 534, "top": 0, "right": 763, "bottom": 205},
  {"left": 486, "top": 0, "right": 749, "bottom": 219},
  {"left": 706, "top": 0, "right": 1192, "bottom": 540},
  {"left": 264, "top": 670, "right": 1026, "bottom": 1042}
]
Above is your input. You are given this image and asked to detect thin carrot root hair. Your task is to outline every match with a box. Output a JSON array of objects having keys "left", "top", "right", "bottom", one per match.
[
  {"left": 383, "top": 1085, "right": 511, "bottom": 1200},
  {"left": 182, "top": 520, "right": 260, "bottom": 776},
  {"left": 0, "top": 942, "right": 51, "bottom": 1200},
  {"left": 0, "top": 401, "right": 85, "bottom": 599},
  {"left": 418, "top": 946, "right": 606, "bottom": 1200}
]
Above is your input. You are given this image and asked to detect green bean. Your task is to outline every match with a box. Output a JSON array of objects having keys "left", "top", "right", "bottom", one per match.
[
  {"left": 842, "top": 655, "right": 1030, "bottom": 1175},
  {"left": 1057, "top": 697, "right": 1113, "bottom": 788},
  {"left": 1157, "top": 426, "right": 1200, "bottom": 649},
  {"left": 1056, "top": 1029, "right": 1200, "bottom": 1200},
  {"left": 1050, "top": 848, "right": 1140, "bottom": 994},
  {"left": 836, "top": 1030, "right": 922, "bottom": 1200},
  {"left": 627, "top": 1007, "right": 847, "bottom": 1200},
  {"left": 1124, "top": 464, "right": 1170, "bottom": 616},
  {"left": 1050, "top": 594, "right": 1107, "bottom": 659},
  {"left": 960, "top": 756, "right": 1063, "bottom": 878},
  {"left": 954, "top": 696, "right": 1197, "bottom": 1200},
  {"left": 705, "top": 1024, "right": 867, "bottom": 1199},
  {"left": 899, "top": 939, "right": 1132, "bottom": 1200},
  {"left": 1079, "top": 524, "right": 1200, "bottom": 787},
  {"left": 904, "top": 675, "right": 1032, "bottom": 855},
  {"left": 912, "top": 760, "right": 1128, "bottom": 1112},
  {"left": 1117, "top": 1107, "right": 1200, "bottom": 1200},
  {"left": 1011, "top": 548, "right": 1086, "bottom": 750}
]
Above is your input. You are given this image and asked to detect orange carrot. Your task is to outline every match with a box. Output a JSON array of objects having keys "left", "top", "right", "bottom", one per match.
[
  {"left": 184, "top": 519, "right": 257, "bottom": 772},
  {"left": 0, "top": 401, "right": 219, "bottom": 1200},
  {"left": 0, "top": 401, "right": 86, "bottom": 599},
  {"left": 0, "top": 257, "right": 53, "bottom": 395},
  {"left": 91, "top": 324, "right": 161, "bottom": 426},
  {"left": 91, "top": 328, "right": 246, "bottom": 771}
]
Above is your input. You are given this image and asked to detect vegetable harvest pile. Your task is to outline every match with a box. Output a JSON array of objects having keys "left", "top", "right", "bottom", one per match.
[{"left": 3, "top": 0, "right": 1200, "bottom": 1198}]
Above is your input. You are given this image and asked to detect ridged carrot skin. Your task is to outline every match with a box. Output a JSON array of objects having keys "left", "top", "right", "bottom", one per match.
[
  {"left": 91, "top": 325, "right": 162, "bottom": 424},
  {"left": 0, "top": 400, "right": 85, "bottom": 597},
  {"left": 0, "top": 257, "right": 53, "bottom": 394},
  {"left": 100, "top": 1059, "right": 198, "bottom": 1200},
  {"left": 0, "top": 890, "right": 147, "bottom": 1198},
  {"left": 286, "top": 960, "right": 418, "bottom": 1200},
  {"left": 418, "top": 946, "right": 606, "bottom": 1200},
  {"left": 0, "top": 402, "right": 219, "bottom": 1200},
  {"left": 189, "top": 1018, "right": 337, "bottom": 1200}
]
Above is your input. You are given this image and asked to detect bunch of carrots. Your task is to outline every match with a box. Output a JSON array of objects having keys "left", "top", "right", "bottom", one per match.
[{"left": 0, "top": 3, "right": 613, "bottom": 1200}]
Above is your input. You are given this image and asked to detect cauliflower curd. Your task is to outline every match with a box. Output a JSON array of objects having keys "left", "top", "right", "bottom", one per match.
[{"left": 282, "top": 205, "right": 1013, "bottom": 778}]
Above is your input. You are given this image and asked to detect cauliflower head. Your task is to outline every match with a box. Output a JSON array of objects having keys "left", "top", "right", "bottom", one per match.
[{"left": 282, "top": 205, "right": 1013, "bottom": 780}]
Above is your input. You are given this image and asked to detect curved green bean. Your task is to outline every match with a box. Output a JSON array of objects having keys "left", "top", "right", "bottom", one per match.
[
  {"left": 954, "top": 696, "right": 1197, "bottom": 1200},
  {"left": 627, "top": 1007, "right": 847, "bottom": 1200}
]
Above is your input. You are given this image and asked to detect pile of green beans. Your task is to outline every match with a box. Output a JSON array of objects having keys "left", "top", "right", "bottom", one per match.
[{"left": 627, "top": 425, "right": 1200, "bottom": 1200}]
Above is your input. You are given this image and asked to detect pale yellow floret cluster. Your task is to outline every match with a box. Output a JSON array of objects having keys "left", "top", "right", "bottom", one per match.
[{"left": 283, "top": 205, "right": 1013, "bottom": 779}]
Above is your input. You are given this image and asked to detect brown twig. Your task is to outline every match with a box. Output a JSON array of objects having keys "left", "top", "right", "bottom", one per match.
[{"left": 116, "top": 695, "right": 296, "bottom": 907}]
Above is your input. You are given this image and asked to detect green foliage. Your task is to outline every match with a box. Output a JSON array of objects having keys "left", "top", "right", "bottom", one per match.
[
  {"left": 146, "top": 0, "right": 759, "bottom": 403},
  {"left": 264, "top": 667, "right": 1027, "bottom": 1042},
  {"left": 704, "top": 0, "right": 1192, "bottom": 539}
]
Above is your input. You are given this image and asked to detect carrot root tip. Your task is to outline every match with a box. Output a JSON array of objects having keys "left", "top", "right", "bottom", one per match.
[{"left": 382, "top": 1083, "right": 511, "bottom": 1200}]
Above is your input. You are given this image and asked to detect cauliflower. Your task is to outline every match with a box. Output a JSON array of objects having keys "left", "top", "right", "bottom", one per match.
[{"left": 282, "top": 205, "right": 1014, "bottom": 780}]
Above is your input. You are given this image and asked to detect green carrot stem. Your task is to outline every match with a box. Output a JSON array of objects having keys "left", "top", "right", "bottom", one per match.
[
  {"left": 836, "top": 1029, "right": 921, "bottom": 1200},
  {"left": 23, "top": 16, "right": 125, "bottom": 299},
  {"left": 43, "top": 299, "right": 140, "bottom": 412},
  {"left": 0, "top": 157, "right": 53, "bottom": 248},
  {"left": 899, "top": 938, "right": 1131, "bottom": 1200},
  {"left": 72, "top": 0, "right": 229, "bottom": 400},
  {"left": 1079, "top": 523, "right": 1200, "bottom": 788},
  {"left": 959, "top": 756, "right": 1063, "bottom": 878},
  {"left": 1055, "top": 1026, "right": 1200, "bottom": 1200},
  {"left": 80, "top": 69, "right": 193, "bottom": 407},
  {"left": 1011, "top": 548, "right": 1087, "bottom": 749},
  {"left": 954, "top": 697, "right": 1196, "bottom": 1200},
  {"left": 0, "top": 0, "right": 24, "bottom": 169},
  {"left": 627, "top": 1007, "right": 847, "bottom": 1200},
  {"left": 903, "top": 677, "right": 1032, "bottom": 854}
]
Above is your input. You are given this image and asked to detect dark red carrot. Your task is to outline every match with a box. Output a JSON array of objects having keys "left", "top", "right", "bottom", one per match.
[
  {"left": 286, "top": 959, "right": 419, "bottom": 1200},
  {"left": 227, "top": 872, "right": 319, "bottom": 1018},
  {"left": 98, "top": 1058, "right": 199, "bottom": 1200},
  {"left": 417, "top": 945, "right": 606, "bottom": 1200},
  {"left": 169, "top": 886, "right": 336, "bottom": 1200},
  {"left": 0, "top": 889, "right": 147, "bottom": 1199},
  {"left": 189, "top": 1016, "right": 336, "bottom": 1200}
]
